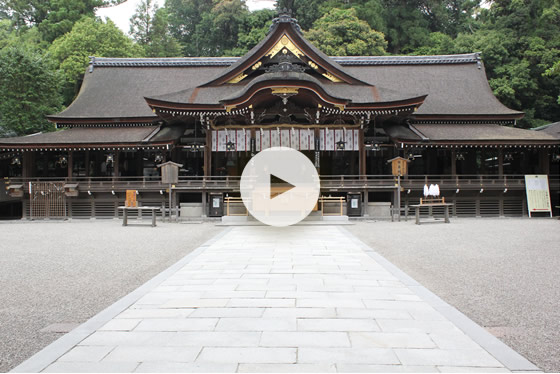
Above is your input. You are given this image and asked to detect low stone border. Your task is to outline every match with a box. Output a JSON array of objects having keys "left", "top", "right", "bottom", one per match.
[{"left": 10, "top": 227, "right": 233, "bottom": 373}]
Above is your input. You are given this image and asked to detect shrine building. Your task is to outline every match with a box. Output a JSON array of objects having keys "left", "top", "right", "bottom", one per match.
[{"left": 0, "top": 14, "right": 558, "bottom": 219}]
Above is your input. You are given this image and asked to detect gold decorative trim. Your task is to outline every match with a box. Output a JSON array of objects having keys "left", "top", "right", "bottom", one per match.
[
  {"left": 266, "top": 34, "right": 304, "bottom": 58},
  {"left": 270, "top": 87, "right": 300, "bottom": 95},
  {"left": 322, "top": 71, "right": 343, "bottom": 83},
  {"left": 225, "top": 105, "right": 237, "bottom": 113},
  {"left": 227, "top": 73, "right": 248, "bottom": 84},
  {"left": 308, "top": 60, "right": 319, "bottom": 70},
  {"left": 251, "top": 61, "right": 262, "bottom": 70},
  {"left": 335, "top": 104, "right": 345, "bottom": 111}
]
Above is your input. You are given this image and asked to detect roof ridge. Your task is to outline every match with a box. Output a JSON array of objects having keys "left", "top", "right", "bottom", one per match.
[{"left": 89, "top": 53, "right": 480, "bottom": 68}]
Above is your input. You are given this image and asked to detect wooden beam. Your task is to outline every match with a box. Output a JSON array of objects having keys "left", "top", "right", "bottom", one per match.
[
  {"left": 498, "top": 149, "right": 503, "bottom": 176},
  {"left": 67, "top": 150, "right": 74, "bottom": 180},
  {"left": 451, "top": 150, "right": 457, "bottom": 176},
  {"left": 22, "top": 151, "right": 33, "bottom": 178},
  {"left": 204, "top": 129, "right": 212, "bottom": 177},
  {"left": 358, "top": 128, "right": 366, "bottom": 177},
  {"left": 85, "top": 150, "right": 90, "bottom": 177},
  {"left": 539, "top": 148, "right": 550, "bottom": 174},
  {"left": 314, "top": 128, "right": 320, "bottom": 173},
  {"left": 113, "top": 151, "right": 120, "bottom": 178}
]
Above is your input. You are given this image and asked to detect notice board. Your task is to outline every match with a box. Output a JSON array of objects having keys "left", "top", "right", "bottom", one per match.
[{"left": 524, "top": 175, "right": 552, "bottom": 217}]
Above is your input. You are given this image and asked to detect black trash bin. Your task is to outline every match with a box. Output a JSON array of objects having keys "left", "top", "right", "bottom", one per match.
[
  {"left": 208, "top": 193, "right": 224, "bottom": 217},
  {"left": 347, "top": 192, "right": 362, "bottom": 217}
]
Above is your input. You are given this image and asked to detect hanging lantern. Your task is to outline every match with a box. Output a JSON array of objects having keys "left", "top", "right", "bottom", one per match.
[{"left": 335, "top": 139, "right": 346, "bottom": 151}]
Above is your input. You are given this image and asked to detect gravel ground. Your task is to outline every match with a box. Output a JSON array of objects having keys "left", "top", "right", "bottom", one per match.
[
  {"left": 346, "top": 218, "right": 560, "bottom": 373},
  {"left": 0, "top": 220, "right": 223, "bottom": 372}
]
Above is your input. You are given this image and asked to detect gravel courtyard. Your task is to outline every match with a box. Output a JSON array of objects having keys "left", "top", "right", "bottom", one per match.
[
  {"left": 347, "top": 218, "right": 560, "bottom": 372},
  {"left": 1, "top": 218, "right": 558, "bottom": 372},
  {"left": 0, "top": 220, "right": 223, "bottom": 372}
]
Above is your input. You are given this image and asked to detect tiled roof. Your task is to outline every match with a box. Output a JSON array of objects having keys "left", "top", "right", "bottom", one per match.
[{"left": 90, "top": 53, "right": 480, "bottom": 68}]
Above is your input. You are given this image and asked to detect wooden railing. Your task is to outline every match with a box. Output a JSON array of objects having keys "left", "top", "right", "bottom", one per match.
[{"left": 3, "top": 174, "right": 559, "bottom": 195}]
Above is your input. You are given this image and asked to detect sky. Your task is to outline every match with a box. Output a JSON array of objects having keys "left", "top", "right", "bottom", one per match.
[{"left": 96, "top": 0, "right": 276, "bottom": 34}]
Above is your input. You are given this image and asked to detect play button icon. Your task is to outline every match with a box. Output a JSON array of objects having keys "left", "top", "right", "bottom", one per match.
[{"left": 240, "top": 147, "right": 320, "bottom": 227}]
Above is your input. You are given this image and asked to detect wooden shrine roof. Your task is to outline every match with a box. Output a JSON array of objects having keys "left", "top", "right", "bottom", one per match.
[
  {"left": 533, "top": 121, "right": 560, "bottom": 139},
  {"left": 385, "top": 123, "right": 559, "bottom": 145},
  {"left": 0, "top": 126, "right": 177, "bottom": 150},
  {"left": 48, "top": 53, "right": 522, "bottom": 125}
]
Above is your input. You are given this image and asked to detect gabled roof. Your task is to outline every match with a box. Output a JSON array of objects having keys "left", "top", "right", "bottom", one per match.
[
  {"left": 199, "top": 13, "right": 367, "bottom": 87},
  {"left": 144, "top": 14, "right": 431, "bottom": 115},
  {"left": 385, "top": 123, "right": 559, "bottom": 145},
  {"left": 533, "top": 121, "right": 560, "bottom": 138}
]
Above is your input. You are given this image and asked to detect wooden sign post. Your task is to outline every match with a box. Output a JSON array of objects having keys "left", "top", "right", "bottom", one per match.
[
  {"left": 157, "top": 161, "right": 183, "bottom": 221},
  {"left": 387, "top": 157, "right": 410, "bottom": 220}
]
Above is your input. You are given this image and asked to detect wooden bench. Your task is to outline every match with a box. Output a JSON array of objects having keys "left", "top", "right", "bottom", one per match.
[
  {"left": 410, "top": 203, "right": 453, "bottom": 225},
  {"left": 118, "top": 206, "right": 160, "bottom": 227}
]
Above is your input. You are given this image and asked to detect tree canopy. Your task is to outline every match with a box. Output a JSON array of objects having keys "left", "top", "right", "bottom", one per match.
[
  {"left": 306, "top": 7, "right": 387, "bottom": 56},
  {"left": 129, "top": 0, "right": 181, "bottom": 57},
  {"left": 49, "top": 17, "right": 143, "bottom": 102},
  {"left": 0, "top": 46, "right": 62, "bottom": 135},
  {"left": 0, "top": 0, "right": 558, "bottom": 135}
]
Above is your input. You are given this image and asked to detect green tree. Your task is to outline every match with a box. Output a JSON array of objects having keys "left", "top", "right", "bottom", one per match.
[
  {"left": 165, "top": 0, "right": 213, "bottom": 56},
  {"left": 453, "top": 0, "right": 560, "bottom": 127},
  {"left": 130, "top": 0, "right": 181, "bottom": 57},
  {"left": 147, "top": 8, "right": 182, "bottom": 57},
  {"left": 226, "top": 8, "right": 275, "bottom": 56},
  {"left": 184, "top": 0, "right": 250, "bottom": 57},
  {"left": 0, "top": 0, "right": 127, "bottom": 42},
  {"left": 306, "top": 7, "right": 387, "bottom": 56},
  {"left": 275, "top": 0, "right": 341, "bottom": 31},
  {"left": 0, "top": 19, "right": 44, "bottom": 49},
  {"left": 0, "top": 46, "right": 62, "bottom": 135},
  {"left": 411, "top": 32, "right": 455, "bottom": 55},
  {"left": 129, "top": 0, "right": 156, "bottom": 46},
  {"left": 48, "top": 17, "right": 143, "bottom": 104}
]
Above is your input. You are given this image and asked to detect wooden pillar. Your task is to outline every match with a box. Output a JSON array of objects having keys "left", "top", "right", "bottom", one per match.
[
  {"left": 539, "top": 148, "right": 550, "bottom": 174},
  {"left": 314, "top": 128, "right": 320, "bottom": 173},
  {"left": 201, "top": 192, "right": 207, "bottom": 217},
  {"left": 22, "top": 151, "right": 33, "bottom": 178},
  {"left": 204, "top": 129, "right": 212, "bottom": 177},
  {"left": 250, "top": 128, "right": 256, "bottom": 156},
  {"left": 358, "top": 128, "right": 366, "bottom": 177},
  {"left": 498, "top": 148, "right": 504, "bottom": 176},
  {"left": 136, "top": 149, "right": 143, "bottom": 177},
  {"left": 451, "top": 150, "right": 457, "bottom": 176},
  {"left": 85, "top": 150, "right": 90, "bottom": 177},
  {"left": 113, "top": 151, "right": 120, "bottom": 178},
  {"left": 67, "top": 150, "right": 74, "bottom": 180}
]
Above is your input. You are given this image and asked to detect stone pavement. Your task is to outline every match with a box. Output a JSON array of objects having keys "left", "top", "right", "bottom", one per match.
[{"left": 15, "top": 225, "right": 538, "bottom": 373}]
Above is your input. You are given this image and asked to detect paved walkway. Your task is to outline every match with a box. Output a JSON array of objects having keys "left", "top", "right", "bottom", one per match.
[{"left": 16, "top": 226, "right": 537, "bottom": 373}]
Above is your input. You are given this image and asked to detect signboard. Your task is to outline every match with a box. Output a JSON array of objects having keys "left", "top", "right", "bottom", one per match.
[
  {"left": 524, "top": 175, "right": 552, "bottom": 217},
  {"left": 212, "top": 197, "right": 221, "bottom": 208},
  {"left": 388, "top": 157, "right": 408, "bottom": 177},
  {"left": 125, "top": 190, "right": 137, "bottom": 207}
]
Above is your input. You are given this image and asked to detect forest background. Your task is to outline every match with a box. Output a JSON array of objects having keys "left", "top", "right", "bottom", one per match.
[{"left": 0, "top": 0, "right": 558, "bottom": 136}]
